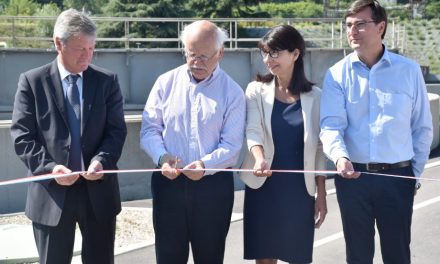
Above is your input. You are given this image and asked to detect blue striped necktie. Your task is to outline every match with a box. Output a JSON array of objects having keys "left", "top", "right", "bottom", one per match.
[{"left": 65, "top": 74, "right": 82, "bottom": 171}]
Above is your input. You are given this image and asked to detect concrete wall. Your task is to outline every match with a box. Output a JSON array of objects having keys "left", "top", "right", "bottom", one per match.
[
  {"left": 0, "top": 48, "right": 348, "bottom": 119},
  {"left": 1, "top": 49, "right": 438, "bottom": 214},
  {"left": 427, "top": 84, "right": 440, "bottom": 151},
  {"left": 2, "top": 95, "right": 440, "bottom": 214},
  {"left": 427, "top": 84, "right": 440, "bottom": 112},
  {"left": 0, "top": 121, "right": 27, "bottom": 213},
  {"left": 428, "top": 93, "right": 440, "bottom": 150},
  {"left": 0, "top": 48, "right": 349, "bottom": 214},
  {"left": 0, "top": 116, "right": 250, "bottom": 214}
]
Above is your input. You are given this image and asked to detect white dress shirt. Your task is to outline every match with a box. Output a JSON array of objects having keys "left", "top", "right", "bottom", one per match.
[{"left": 140, "top": 64, "right": 246, "bottom": 175}]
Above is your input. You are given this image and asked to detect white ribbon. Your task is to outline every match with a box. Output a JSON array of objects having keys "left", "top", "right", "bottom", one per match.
[{"left": 1, "top": 168, "right": 439, "bottom": 187}]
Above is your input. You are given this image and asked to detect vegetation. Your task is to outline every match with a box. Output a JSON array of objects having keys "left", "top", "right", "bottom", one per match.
[
  {"left": 0, "top": 0, "right": 438, "bottom": 73},
  {"left": 425, "top": 0, "right": 440, "bottom": 19},
  {"left": 402, "top": 18, "right": 440, "bottom": 74},
  {"left": 255, "top": 2, "right": 324, "bottom": 18},
  {"left": 98, "top": 0, "right": 189, "bottom": 48}
]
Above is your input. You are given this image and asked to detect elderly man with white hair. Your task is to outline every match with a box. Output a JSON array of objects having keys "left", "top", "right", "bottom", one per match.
[{"left": 140, "top": 20, "right": 246, "bottom": 264}]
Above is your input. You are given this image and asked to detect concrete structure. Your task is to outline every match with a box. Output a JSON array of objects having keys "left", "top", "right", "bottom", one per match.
[
  {"left": 427, "top": 83, "right": 440, "bottom": 112},
  {"left": 0, "top": 48, "right": 346, "bottom": 119},
  {"left": 0, "top": 49, "right": 439, "bottom": 214},
  {"left": 428, "top": 92, "right": 440, "bottom": 150},
  {"left": 0, "top": 48, "right": 346, "bottom": 213}
]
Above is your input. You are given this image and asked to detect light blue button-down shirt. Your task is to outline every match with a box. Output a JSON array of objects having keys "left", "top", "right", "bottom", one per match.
[
  {"left": 140, "top": 64, "right": 246, "bottom": 175},
  {"left": 320, "top": 47, "right": 433, "bottom": 177}
]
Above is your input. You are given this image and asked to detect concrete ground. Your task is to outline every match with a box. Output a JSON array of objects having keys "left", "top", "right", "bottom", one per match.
[
  {"left": 2, "top": 149, "right": 440, "bottom": 264},
  {"left": 114, "top": 149, "right": 440, "bottom": 264}
]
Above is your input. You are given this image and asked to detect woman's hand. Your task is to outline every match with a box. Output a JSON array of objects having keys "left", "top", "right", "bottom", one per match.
[
  {"left": 253, "top": 158, "right": 272, "bottom": 177},
  {"left": 314, "top": 194, "right": 327, "bottom": 228},
  {"left": 314, "top": 175, "right": 327, "bottom": 228}
]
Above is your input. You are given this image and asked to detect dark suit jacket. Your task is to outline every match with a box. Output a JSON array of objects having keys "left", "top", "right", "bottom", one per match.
[{"left": 11, "top": 59, "right": 127, "bottom": 226}]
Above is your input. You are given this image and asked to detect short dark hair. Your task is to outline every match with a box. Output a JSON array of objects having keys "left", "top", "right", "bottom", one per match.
[
  {"left": 345, "top": 0, "right": 387, "bottom": 39},
  {"left": 256, "top": 25, "right": 313, "bottom": 95}
]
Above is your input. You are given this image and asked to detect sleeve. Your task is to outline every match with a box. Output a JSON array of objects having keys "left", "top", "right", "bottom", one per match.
[
  {"left": 315, "top": 136, "right": 329, "bottom": 176},
  {"left": 410, "top": 66, "right": 433, "bottom": 177},
  {"left": 315, "top": 95, "right": 328, "bottom": 174},
  {"left": 139, "top": 76, "right": 168, "bottom": 166},
  {"left": 244, "top": 82, "right": 265, "bottom": 150},
  {"left": 319, "top": 69, "right": 350, "bottom": 164},
  {"left": 10, "top": 73, "right": 57, "bottom": 176},
  {"left": 201, "top": 84, "right": 246, "bottom": 174}
]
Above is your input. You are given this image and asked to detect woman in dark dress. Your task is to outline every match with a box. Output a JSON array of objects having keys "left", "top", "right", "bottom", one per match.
[{"left": 240, "top": 25, "right": 327, "bottom": 264}]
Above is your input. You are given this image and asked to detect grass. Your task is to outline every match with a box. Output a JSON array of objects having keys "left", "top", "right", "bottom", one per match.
[
  {"left": 285, "top": 19, "right": 440, "bottom": 74},
  {"left": 0, "top": 16, "right": 438, "bottom": 74},
  {"left": 401, "top": 19, "right": 440, "bottom": 74}
]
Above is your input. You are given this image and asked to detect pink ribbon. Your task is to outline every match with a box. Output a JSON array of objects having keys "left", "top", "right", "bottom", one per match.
[{"left": 0, "top": 168, "right": 439, "bottom": 187}]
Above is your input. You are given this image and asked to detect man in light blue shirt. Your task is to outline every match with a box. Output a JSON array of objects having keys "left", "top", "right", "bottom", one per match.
[
  {"left": 320, "top": 0, "right": 433, "bottom": 263},
  {"left": 140, "top": 20, "right": 245, "bottom": 264}
]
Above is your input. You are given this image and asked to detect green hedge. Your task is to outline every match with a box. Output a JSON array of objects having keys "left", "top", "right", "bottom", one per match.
[{"left": 255, "top": 1, "right": 323, "bottom": 18}]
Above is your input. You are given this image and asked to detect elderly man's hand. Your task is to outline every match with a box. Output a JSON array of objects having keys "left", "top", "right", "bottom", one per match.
[
  {"left": 160, "top": 154, "right": 181, "bottom": 180},
  {"left": 182, "top": 160, "right": 205, "bottom": 181}
]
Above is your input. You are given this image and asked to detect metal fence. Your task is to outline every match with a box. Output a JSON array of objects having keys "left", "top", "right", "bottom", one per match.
[{"left": 0, "top": 16, "right": 405, "bottom": 50}]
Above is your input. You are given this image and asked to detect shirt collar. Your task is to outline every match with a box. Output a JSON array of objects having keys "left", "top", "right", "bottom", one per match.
[
  {"left": 57, "top": 57, "right": 83, "bottom": 81},
  {"left": 351, "top": 44, "right": 391, "bottom": 67}
]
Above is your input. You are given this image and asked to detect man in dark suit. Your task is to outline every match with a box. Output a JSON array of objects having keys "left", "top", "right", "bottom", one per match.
[{"left": 10, "top": 8, "right": 127, "bottom": 264}]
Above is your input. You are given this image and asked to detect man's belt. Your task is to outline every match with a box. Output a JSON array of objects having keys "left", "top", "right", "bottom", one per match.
[{"left": 352, "top": 160, "right": 411, "bottom": 172}]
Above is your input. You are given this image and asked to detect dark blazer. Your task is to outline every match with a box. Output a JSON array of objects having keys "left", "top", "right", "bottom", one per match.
[{"left": 11, "top": 60, "right": 127, "bottom": 226}]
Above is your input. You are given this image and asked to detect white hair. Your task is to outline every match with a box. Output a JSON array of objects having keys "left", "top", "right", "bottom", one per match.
[
  {"left": 53, "top": 8, "right": 96, "bottom": 44},
  {"left": 180, "top": 21, "right": 228, "bottom": 50}
]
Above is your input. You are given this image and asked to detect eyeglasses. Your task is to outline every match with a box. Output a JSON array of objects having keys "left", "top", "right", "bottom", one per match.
[
  {"left": 183, "top": 50, "right": 218, "bottom": 62},
  {"left": 260, "top": 49, "right": 284, "bottom": 59},
  {"left": 344, "top": 20, "right": 376, "bottom": 31}
]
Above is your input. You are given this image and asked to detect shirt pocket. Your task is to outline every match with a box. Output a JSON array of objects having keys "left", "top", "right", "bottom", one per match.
[{"left": 378, "top": 90, "right": 412, "bottom": 126}]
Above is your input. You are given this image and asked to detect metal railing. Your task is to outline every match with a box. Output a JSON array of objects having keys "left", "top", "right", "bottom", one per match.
[{"left": 0, "top": 16, "right": 404, "bottom": 50}]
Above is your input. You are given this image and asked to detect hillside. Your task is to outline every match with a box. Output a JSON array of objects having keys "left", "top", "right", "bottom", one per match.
[{"left": 402, "top": 18, "right": 440, "bottom": 74}]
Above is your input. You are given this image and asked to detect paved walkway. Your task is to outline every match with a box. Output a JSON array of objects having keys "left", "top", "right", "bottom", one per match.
[
  {"left": 2, "top": 146, "right": 440, "bottom": 263},
  {"left": 114, "top": 146, "right": 440, "bottom": 264},
  {"left": 114, "top": 190, "right": 249, "bottom": 264}
]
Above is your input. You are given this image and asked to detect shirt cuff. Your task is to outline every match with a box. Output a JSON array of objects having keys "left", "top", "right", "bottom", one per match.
[
  {"left": 335, "top": 156, "right": 350, "bottom": 167},
  {"left": 156, "top": 152, "right": 168, "bottom": 167}
]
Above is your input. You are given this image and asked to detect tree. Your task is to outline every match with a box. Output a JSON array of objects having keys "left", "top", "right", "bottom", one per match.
[
  {"left": 62, "top": 0, "right": 108, "bottom": 14},
  {"left": 34, "top": 3, "right": 61, "bottom": 47},
  {"left": 186, "top": 0, "right": 264, "bottom": 18},
  {"left": 425, "top": 0, "right": 440, "bottom": 18},
  {"left": 36, "top": 0, "right": 62, "bottom": 5},
  {"left": 0, "top": 0, "right": 8, "bottom": 13},
  {"left": 100, "top": 0, "right": 189, "bottom": 48},
  {"left": 3, "top": 0, "right": 40, "bottom": 15},
  {"left": 258, "top": 1, "right": 323, "bottom": 18},
  {"left": 35, "top": 3, "right": 60, "bottom": 16},
  {"left": 103, "top": 0, "right": 187, "bottom": 17}
]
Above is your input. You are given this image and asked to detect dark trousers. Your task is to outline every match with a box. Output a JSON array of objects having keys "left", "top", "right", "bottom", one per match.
[
  {"left": 33, "top": 182, "right": 116, "bottom": 264},
  {"left": 335, "top": 165, "right": 415, "bottom": 264},
  {"left": 151, "top": 171, "right": 234, "bottom": 264}
]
